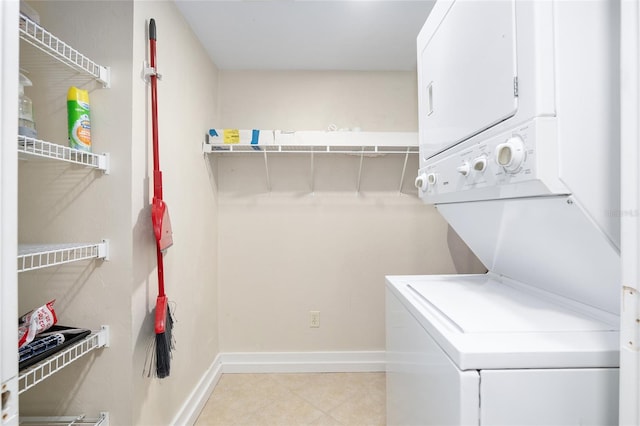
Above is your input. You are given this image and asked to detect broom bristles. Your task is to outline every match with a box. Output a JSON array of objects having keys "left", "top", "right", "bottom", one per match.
[
  {"left": 156, "top": 306, "right": 173, "bottom": 378},
  {"left": 155, "top": 295, "right": 174, "bottom": 378}
]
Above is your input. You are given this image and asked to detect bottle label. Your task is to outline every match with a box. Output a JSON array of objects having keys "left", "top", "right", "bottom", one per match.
[{"left": 68, "top": 101, "right": 91, "bottom": 152}]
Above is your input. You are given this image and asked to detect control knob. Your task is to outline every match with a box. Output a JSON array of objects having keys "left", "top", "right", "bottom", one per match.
[
  {"left": 495, "top": 135, "right": 525, "bottom": 173},
  {"left": 456, "top": 162, "right": 470, "bottom": 176},
  {"left": 415, "top": 172, "right": 437, "bottom": 191},
  {"left": 415, "top": 173, "right": 428, "bottom": 191},
  {"left": 473, "top": 156, "right": 487, "bottom": 173}
]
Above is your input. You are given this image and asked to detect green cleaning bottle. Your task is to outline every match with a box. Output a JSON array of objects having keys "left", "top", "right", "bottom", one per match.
[{"left": 67, "top": 87, "right": 91, "bottom": 152}]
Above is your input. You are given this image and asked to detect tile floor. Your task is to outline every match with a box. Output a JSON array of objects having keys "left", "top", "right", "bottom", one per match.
[{"left": 195, "top": 372, "right": 386, "bottom": 426}]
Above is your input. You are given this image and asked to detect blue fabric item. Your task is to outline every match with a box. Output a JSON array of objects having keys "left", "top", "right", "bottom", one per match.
[
  {"left": 251, "top": 129, "right": 261, "bottom": 150},
  {"left": 209, "top": 129, "right": 219, "bottom": 137}
]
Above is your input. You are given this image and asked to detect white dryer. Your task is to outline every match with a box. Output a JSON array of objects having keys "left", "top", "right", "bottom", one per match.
[
  {"left": 415, "top": 0, "right": 620, "bottom": 251},
  {"left": 387, "top": 0, "right": 622, "bottom": 424}
]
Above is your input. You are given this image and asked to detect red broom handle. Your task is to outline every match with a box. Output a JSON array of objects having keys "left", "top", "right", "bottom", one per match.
[
  {"left": 149, "top": 19, "right": 162, "bottom": 201},
  {"left": 150, "top": 19, "right": 165, "bottom": 299},
  {"left": 156, "top": 244, "right": 165, "bottom": 297}
]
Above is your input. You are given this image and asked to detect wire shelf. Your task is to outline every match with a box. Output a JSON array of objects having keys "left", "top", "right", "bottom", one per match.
[
  {"left": 19, "top": 412, "right": 109, "bottom": 426},
  {"left": 19, "top": 14, "right": 110, "bottom": 87},
  {"left": 203, "top": 143, "right": 419, "bottom": 155},
  {"left": 18, "top": 136, "right": 109, "bottom": 172},
  {"left": 18, "top": 241, "right": 109, "bottom": 273},
  {"left": 19, "top": 327, "right": 109, "bottom": 394},
  {"left": 203, "top": 141, "right": 418, "bottom": 194}
]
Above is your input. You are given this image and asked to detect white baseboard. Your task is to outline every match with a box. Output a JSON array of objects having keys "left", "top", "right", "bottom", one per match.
[
  {"left": 220, "top": 351, "right": 386, "bottom": 373},
  {"left": 172, "top": 354, "right": 224, "bottom": 426},
  {"left": 177, "top": 351, "right": 385, "bottom": 425}
]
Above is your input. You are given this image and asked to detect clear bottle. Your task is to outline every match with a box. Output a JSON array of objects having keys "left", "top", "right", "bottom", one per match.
[{"left": 18, "top": 72, "right": 37, "bottom": 138}]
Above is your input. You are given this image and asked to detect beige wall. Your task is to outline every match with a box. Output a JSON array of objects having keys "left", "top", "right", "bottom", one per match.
[
  {"left": 216, "top": 71, "right": 484, "bottom": 353},
  {"left": 17, "top": 1, "right": 220, "bottom": 424},
  {"left": 131, "top": 2, "right": 220, "bottom": 424},
  {"left": 219, "top": 70, "right": 419, "bottom": 132}
]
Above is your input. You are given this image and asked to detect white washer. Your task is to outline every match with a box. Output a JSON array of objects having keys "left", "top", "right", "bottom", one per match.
[{"left": 386, "top": 273, "right": 619, "bottom": 426}]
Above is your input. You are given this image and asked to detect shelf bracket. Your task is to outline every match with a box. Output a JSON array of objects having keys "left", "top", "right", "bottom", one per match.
[
  {"left": 98, "top": 325, "right": 110, "bottom": 348},
  {"left": 98, "top": 66, "right": 111, "bottom": 89},
  {"left": 356, "top": 147, "right": 365, "bottom": 194},
  {"left": 99, "top": 153, "right": 110, "bottom": 175},
  {"left": 99, "top": 240, "right": 109, "bottom": 261},
  {"left": 398, "top": 147, "right": 411, "bottom": 195},
  {"left": 202, "top": 133, "right": 211, "bottom": 154},
  {"left": 97, "top": 412, "right": 110, "bottom": 426},
  {"left": 310, "top": 149, "right": 315, "bottom": 194},
  {"left": 263, "top": 150, "right": 272, "bottom": 192}
]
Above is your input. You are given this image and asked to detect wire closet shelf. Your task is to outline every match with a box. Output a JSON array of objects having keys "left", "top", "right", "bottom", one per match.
[
  {"left": 18, "top": 136, "right": 109, "bottom": 172},
  {"left": 19, "top": 13, "right": 110, "bottom": 87},
  {"left": 19, "top": 412, "right": 109, "bottom": 426},
  {"left": 19, "top": 326, "right": 110, "bottom": 394},
  {"left": 18, "top": 241, "right": 109, "bottom": 273}
]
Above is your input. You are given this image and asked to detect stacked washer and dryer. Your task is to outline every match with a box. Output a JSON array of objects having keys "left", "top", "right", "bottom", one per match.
[{"left": 386, "top": 1, "right": 621, "bottom": 425}]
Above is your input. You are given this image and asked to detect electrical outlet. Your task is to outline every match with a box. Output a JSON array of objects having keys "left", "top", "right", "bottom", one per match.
[{"left": 310, "top": 311, "right": 320, "bottom": 328}]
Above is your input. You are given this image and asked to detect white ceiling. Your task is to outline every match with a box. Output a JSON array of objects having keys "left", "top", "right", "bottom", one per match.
[{"left": 174, "top": 0, "right": 435, "bottom": 71}]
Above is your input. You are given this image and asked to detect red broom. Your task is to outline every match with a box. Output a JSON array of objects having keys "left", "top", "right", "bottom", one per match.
[{"left": 149, "top": 18, "right": 174, "bottom": 378}]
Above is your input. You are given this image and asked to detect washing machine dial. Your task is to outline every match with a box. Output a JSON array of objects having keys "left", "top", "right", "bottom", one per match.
[
  {"left": 415, "top": 173, "right": 428, "bottom": 191},
  {"left": 496, "top": 136, "right": 525, "bottom": 173},
  {"left": 473, "top": 156, "right": 487, "bottom": 173},
  {"left": 427, "top": 173, "right": 437, "bottom": 185},
  {"left": 456, "top": 162, "right": 471, "bottom": 176}
]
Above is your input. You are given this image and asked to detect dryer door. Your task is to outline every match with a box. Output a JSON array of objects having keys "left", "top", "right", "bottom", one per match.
[{"left": 418, "top": 0, "right": 518, "bottom": 158}]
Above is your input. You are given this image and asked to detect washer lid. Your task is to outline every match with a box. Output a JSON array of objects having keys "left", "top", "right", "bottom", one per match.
[
  {"left": 408, "top": 277, "right": 615, "bottom": 334},
  {"left": 386, "top": 273, "right": 619, "bottom": 370}
]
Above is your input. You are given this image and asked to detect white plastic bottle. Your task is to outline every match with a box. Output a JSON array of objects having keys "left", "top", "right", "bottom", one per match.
[{"left": 18, "top": 72, "right": 37, "bottom": 138}]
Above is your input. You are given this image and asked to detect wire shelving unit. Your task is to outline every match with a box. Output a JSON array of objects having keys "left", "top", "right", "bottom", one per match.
[
  {"left": 19, "top": 14, "right": 110, "bottom": 87},
  {"left": 18, "top": 326, "right": 110, "bottom": 394},
  {"left": 203, "top": 131, "right": 419, "bottom": 193},
  {"left": 18, "top": 241, "right": 109, "bottom": 273},
  {"left": 18, "top": 136, "right": 109, "bottom": 172},
  {"left": 13, "top": 9, "right": 113, "bottom": 425}
]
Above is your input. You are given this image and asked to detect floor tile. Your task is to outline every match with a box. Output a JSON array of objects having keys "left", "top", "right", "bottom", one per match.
[
  {"left": 328, "top": 389, "right": 386, "bottom": 426},
  {"left": 309, "top": 414, "right": 343, "bottom": 426},
  {"left": 195, "top": 372, "right": 386, "bottom": 426},
  {"left": 240, "top": 393, "right": 326, "bottom": 426},
  {"left": 277, "top": 373, "right": 361, "bottom": 412}
]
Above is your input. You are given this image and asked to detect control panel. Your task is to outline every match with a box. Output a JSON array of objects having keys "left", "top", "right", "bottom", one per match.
[{"left": 415, "top": 118, "right": 565, "bottom": 204}]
